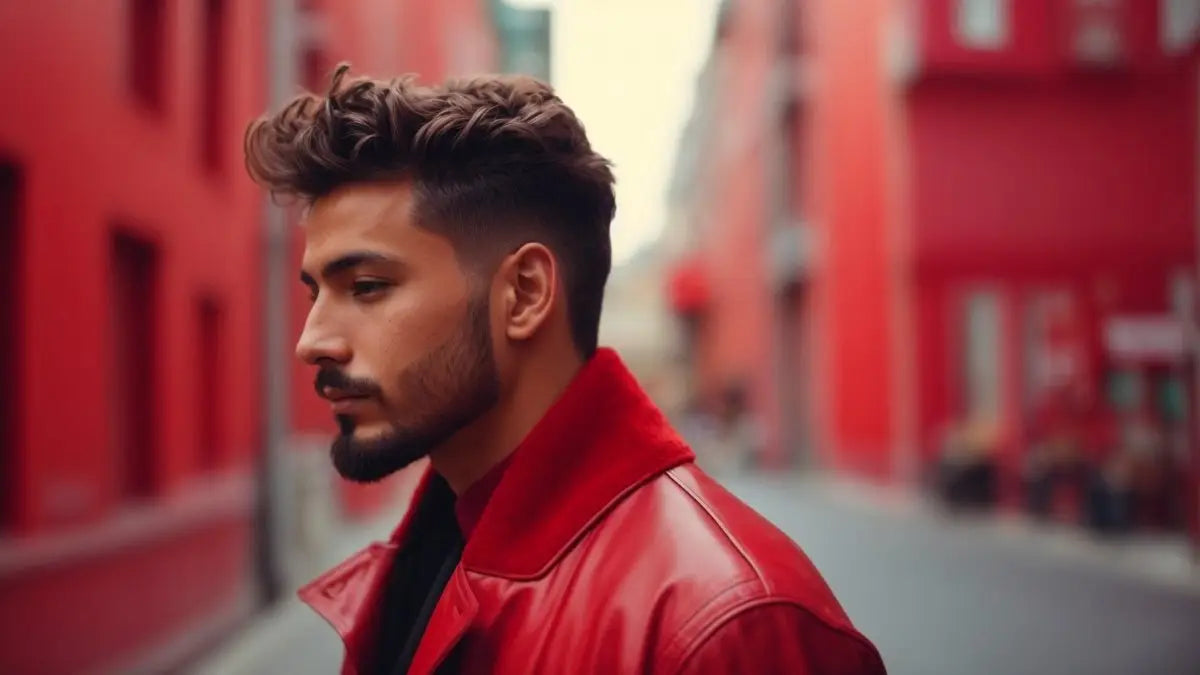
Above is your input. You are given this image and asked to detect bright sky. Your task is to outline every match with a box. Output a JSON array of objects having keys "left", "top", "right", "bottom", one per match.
[{"left": 510, "top": 0, "right": 722, "bottom": 266}]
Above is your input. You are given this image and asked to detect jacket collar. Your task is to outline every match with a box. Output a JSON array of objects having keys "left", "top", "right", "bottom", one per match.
[{"left": 459, "top": 347, "right": 694, "bottom": 578}]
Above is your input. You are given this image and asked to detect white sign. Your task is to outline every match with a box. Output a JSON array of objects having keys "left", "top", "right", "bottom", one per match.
[
  {"left": 1162, "top": 0, "right": 1200, "bottom": 54},
  {"left": 1104, "top": 315, "right": 1186, "bottom": 361},
  {"left": 955, "top": 0, "right": 1010, "bottom": 50}
]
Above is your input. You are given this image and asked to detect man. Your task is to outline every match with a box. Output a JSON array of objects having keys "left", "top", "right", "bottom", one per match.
[{"left": 244, "top": 65, "right": 885, "bottom": 675}]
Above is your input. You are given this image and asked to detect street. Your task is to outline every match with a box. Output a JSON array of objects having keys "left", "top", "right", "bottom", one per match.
[
  {"left": 724, "top": 474, "right": 1200, "bottom": 675},
  {"left": 197, "top": 474, "right": 1200, "bottom": 675}
]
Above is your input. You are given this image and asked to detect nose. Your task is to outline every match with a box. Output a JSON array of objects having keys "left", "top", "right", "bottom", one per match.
[{"left": 295, "top": 306, "right": 351, "bottom": 366}]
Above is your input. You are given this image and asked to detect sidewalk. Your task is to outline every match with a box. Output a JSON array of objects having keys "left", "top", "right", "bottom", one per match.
[
  {"left": 187, "top": 458, "right": 430, "bottom": 674},
  {"left": 809, "top": 473, "right": 1200, "bottom": 599},
  {"left": 187, "top": 512, "right": 396, "bottom": 675}
]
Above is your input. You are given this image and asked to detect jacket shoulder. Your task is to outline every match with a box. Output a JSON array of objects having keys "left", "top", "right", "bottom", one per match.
[{"left": 583, "top": 463, "right": 873, "bottom": 667}]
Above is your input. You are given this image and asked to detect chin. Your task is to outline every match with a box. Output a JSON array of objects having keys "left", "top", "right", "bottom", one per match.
[
  {"left": 330, "top": 424, "right": 434, "bottom": 483},
  {"left": 349, "top": 420, "right": 392, "bottom": 442}
]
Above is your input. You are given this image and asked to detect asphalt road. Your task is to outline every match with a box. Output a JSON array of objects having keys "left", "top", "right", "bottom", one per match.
[{"left": 722, "top": 474, "right": 1200, "bottom": 675}]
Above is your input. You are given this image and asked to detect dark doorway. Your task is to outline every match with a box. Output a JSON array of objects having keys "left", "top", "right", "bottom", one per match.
[
  {"left": 776, "top": 281, "right": 812, "bottom": 467},
  {"left": 0, "top": 161, "right": 22, "bottom": 528},
  {"left": 196, "top": 296, "right": 224, "bottom": 470},
  {"left": 110, "top": 231, "right": 160, "bottom": 498},
  {"left": 200, "top": 0, "right": 227, "bottom": 170}
]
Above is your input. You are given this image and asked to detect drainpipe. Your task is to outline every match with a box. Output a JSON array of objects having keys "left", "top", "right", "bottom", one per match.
[
  {"left": 1192, "top": 59, "right": 1200, "bottom": 560},
  {"left": 255, "top": 0, "right": 298, "bottom": 606}
]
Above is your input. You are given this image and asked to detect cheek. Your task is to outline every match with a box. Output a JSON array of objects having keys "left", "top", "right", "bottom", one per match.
[{"left": 368, "top": 289, "right": 466, "bottom": 375}]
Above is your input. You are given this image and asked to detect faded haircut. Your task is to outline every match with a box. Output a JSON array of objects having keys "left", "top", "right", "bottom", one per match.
[{"left": 244, "top": 65, "right": 616, "bottom": 357}]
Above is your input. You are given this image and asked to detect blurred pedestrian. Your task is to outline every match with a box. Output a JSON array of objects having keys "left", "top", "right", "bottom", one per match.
[
  {"left": 244, "top": 65, "right": 884, "bottom": 675},
  {"left": 705, "top": 382, "right": 763, "bottom": 475}
]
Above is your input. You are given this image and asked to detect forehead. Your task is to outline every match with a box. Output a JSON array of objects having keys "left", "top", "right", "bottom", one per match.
[{"left": 301, "top": 182, "right": 454, "bottom": 270}]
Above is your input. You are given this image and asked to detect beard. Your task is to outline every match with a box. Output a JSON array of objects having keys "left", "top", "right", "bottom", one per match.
[{"left": 323, "top": 291, "right": 501, "bottom": 483}]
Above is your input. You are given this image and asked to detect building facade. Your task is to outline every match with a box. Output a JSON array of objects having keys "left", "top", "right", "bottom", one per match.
[
  {"left": 0, "top": 1, "right": 503, "bottom": 672},
  {"left": 0, "top": 1, "right": 267, "bottom": 671},
  {"left": 671, "top": 0, "right": 1200, "bottom": 542}
]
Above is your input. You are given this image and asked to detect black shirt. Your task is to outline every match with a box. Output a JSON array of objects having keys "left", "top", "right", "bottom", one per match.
[{"left": 373, "top": 476, "right": 464, "bottom": 675}]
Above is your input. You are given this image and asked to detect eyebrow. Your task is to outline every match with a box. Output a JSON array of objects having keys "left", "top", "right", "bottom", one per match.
[{"left": 299, "top": 251, "right": 397, "bottom": 286}]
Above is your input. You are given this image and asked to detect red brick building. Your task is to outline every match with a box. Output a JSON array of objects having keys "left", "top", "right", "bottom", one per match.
[
  {"left": 0, "top": 1, "right": 497, "bottom": 672},
  {"left": 671, "top": 0, "right": 1199, "bottom": 539}
]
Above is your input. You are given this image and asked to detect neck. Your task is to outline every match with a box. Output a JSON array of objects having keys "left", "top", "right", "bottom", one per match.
[{"left": 431, "top": 346, "right": 584, "bottom": 495}]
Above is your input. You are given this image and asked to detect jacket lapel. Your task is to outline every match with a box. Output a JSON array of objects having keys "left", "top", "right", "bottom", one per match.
[
  {"left": 299, "top": 467, "right": 438, "bottom": 673},
  {"left": 298, "top": 543, "right": 396, "bottom": 675},
  {"left": 406, "top": 566, "right": 480, "bottom": 675}
]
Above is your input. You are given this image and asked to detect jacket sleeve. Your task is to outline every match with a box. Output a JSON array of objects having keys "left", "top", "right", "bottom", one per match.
[{"left": 668, "top": 602, "right": 886, "bottom": 675}]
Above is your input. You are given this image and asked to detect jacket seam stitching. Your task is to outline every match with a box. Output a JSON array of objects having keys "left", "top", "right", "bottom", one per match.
[
  {"left": 664, "top": 598, "right": 881, "bottom": 675},
  {"left": 657, "top": 577, "right": 766, "bottom": 665},
  {"left": 665, "top": 468, "right": 769, "bottom": 591}
]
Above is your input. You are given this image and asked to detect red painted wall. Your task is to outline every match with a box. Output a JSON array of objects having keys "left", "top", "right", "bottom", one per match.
[
  {"left": 0, "top": 515, "right": 251, "bottom": 674},
  {"left": 0, "top": 0, "right": 265, "bottom": 671},
  {"left": 807, "top": 0, "right": 898, "bottom": 479},
  {"left": 687, "top": 0, "right": 901, "bottom": 477},
  {"left": 684, "top": 0, "right": 899, "bottom": 476},
  {"left": 910, "top": 71, "right": 1196, "bottom": 276},
  {"left": 0, "top": 0, "right": 264, "bottom": 531},
  {"left": 681, "top": 0, "right": 1197, "bottom": 490},
  {"left": 688, "top": 0, "right": 782, "bottom": 461}
]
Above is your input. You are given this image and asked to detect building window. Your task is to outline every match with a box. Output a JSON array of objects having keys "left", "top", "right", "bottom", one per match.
[
  {"left": 781, "top": 0, "right": 803, "bottom": 56},
  {"left": 963, "top": 290, "right": 1003, "bottom": 420},
  {"left": 1070, "top": 0, "right": 1124, "bottom": 65},
  {"left": 1022, "top": 291, "right": 1082, "bottom": 413},
  {"left": 302, "top": 46, "right": 330, "bottom": 93},
  {"left": 201, "top": 0, "right": 226, "bottom": 170},
  {"left": 0, "top": 162, "right": 21, "bottom": 529},
  {"left": 129, "top": 0, "right": 167, "bottom": 110},
  {"left": 1162, "top": 0, "right": 1200, "bottom": 54},
  {"left": 196, "top": 296, "right": 223, "bottom": 470},
  {"left": 955, "top": 0, "right": 1009, "bottom": 50},
  {"left": 782, "top": 99, "right": 806, "bottom": 220},
  {"left": 111, "top": 231, "right": 160, "bottom": 498},
  {"left": 299, "top": 1, "right": 331, "bottom": 92}
]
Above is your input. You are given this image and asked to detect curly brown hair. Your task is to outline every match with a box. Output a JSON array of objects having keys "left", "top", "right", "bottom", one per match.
[{"left": 244, "top": 65, "right": 616, "bottom": 357}]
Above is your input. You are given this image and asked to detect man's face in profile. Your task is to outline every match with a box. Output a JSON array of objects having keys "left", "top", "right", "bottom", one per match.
[{"left": 296, "top": 182, "right": 500, "bottom": 482}]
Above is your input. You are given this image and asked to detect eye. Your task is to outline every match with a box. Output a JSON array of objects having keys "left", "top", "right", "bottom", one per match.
[{"left": 351, "top": 279, "right": 391, "bottom": 300}]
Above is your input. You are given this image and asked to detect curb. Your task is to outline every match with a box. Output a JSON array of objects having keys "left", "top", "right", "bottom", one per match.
[
  {"left": 813, "top": 473, "right": 1200, "bottom": 599},
  {"left": 188, "top": 597, "right": 314, "bottom": 675},
  {"left": 186, "top": 509, "right": 407, "bottom": 673}
]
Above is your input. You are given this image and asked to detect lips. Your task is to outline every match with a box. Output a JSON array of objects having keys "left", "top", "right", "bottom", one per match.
[
  {"left": 329, "top": 397, "right": 372, "bottom": 414},
  {"left": 322, "top": 386, "right": 374, "bottom": 413}
]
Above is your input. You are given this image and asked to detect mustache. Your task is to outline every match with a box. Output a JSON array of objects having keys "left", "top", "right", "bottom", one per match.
[{"left": 314, "top": 366, "right": 382, "bottom": 400}]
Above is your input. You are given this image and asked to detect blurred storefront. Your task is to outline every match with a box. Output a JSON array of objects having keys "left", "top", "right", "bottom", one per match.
[{"left": 668, "top": 0, "right": 1200, "bottom": 547}]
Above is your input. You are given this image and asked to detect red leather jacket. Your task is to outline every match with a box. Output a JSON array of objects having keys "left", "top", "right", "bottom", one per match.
[{"left": 301, "top": 349, "right": 885, "bottom": 675}]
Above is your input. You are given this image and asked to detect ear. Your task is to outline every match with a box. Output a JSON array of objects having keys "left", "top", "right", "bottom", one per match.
[{"left": 498, "top": 242, "right": 558, "bottom": 343}]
